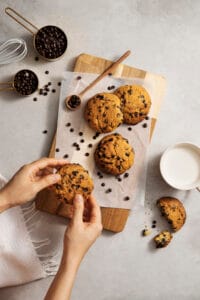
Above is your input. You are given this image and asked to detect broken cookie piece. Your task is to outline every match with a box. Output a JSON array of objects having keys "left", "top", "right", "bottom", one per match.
[{"left": 154, "top": 231, "right": 173, "bottom": 248}]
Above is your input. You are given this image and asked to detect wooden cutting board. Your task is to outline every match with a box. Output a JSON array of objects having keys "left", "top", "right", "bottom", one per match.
[{"left": 36, "top": 53, "right": 166, "bottom": 232}]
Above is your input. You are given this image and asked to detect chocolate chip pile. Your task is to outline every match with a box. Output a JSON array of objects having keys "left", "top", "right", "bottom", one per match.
[
  {"left": 67, "top": 95, "right": 81, "bottom": 109},
  {"left": 14, "top": 69, "right": 38, "bottom": 95},
  {"left": 35, "top": 25, "right": 67, "bottom": 59}
]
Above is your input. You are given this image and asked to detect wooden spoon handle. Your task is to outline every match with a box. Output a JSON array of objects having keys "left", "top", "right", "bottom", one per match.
[{"left": 79, "top": 50, "right": 131, "bottom": 97}]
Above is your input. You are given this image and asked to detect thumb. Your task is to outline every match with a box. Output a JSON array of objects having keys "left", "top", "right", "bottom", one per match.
[
  {"left": 37, "top": 173, "right": 61, "bottom": 191},
  {"left": 73, "top": 194, "right": 84, "bottom": 224}
]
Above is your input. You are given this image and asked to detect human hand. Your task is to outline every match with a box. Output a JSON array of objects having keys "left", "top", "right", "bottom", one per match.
[
  {"left": 62, "top": 194, "right": 102, "bottom": 267},
  {"left": 0, "top": 157, "right": 68, "bottom": 210}
]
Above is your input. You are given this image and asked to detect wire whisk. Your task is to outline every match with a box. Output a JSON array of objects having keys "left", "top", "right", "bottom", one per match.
[{"left": 0, "top": 38, "right": 27, "bottom": 65}]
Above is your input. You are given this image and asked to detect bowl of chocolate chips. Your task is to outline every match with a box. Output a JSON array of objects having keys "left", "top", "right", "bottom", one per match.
[
  {"left": 13, "top": 69, "right": 39, "bottom": 96},
  {"left": 5, "top": 7, "right": 68, "bottom": 61}
]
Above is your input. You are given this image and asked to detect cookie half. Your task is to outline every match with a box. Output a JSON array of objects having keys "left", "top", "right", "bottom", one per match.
[
  {"left": 84, "top": 93, "right": 123, "bottom": 133},
  {"left": 114, "top": 85, "right": 151, "bottom": 124},
  {"left": 52, "top": 163, "right": 94, "bottom": 204},
  {"left": 94, "top": 133, "right": 134, "bottom": 175},
  {"left": 157, "top": 197, "right": 186, "bottom": 232}
]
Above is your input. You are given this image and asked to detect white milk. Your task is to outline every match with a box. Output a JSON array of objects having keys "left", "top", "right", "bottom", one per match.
[{"left": 161, "top": 144, "right": 200, "bottom": 189}]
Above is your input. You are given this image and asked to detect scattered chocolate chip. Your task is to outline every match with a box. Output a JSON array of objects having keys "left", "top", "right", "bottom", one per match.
[
  {"left": 99, "top": 175, "right": 103, "bottom": 179},
  {"left": 152, "top": 224, "right": 156, "bottom": 228},
  {"left": 107, "top": 86, "right": 111, "bottom": 90},
  {"left": 85, "top": 153, "right": 89, "bottom": 156},
  {"left": 55, "top": 148, "right": 60, "bottom": 152},
  {"left": 48, "top": 82, "right": 52, "bottom": 86},
  {"left": 118, "top": 178, "right": 122, "bottom": 182},
  {"left": 43, "top": 92, "right": 48, "bottom": 96},
  {"left": 67, "top": 95, "right": 81, "bottom": 109},
  {"left": 145, "top": 116, "right": 149, "bottom": 120},
  {"left": 88, "top": 144, "right": 93, "bottom": 148},
  {"left": 128, "top": 127, "right": 132, "bottom": 131},
  {"left": 97, "top": 171, "right": 101, "bottom": 176},
  {"left": 63, "top": 154, "right": 68, "bottom": 158},
  {"left": 124, "top": 196, "right": 130, "bottom": 201},
  {"left": 33, "top": 97, "right": 37, "bottom": 101},
  {"left": 111, "top": 85, "right": 115, "bottom": 89},
  {"left": 108, "top": 73, "right": 112, "bottom": 76},
  {"left": 77, "top": 76, "right": 82, "bottom": 80},
  {"left": 70, "top": 128, "right": 74, "bottom": 132},
  {"left": 80, "top": 139, "right": 84, "bottom": 143},
  {"left": 124, "top": 173, "right": 129, "bottom": 178},
  {"left": 101, "top": 183, "right": 105, "bottom": 187},
  {"left": 45, "top": 71, "right": 49, "bottom": 75},
  {"left": 52, "top": 89, "right": 56, "bottom": 93},
  {"left": 42, "top": 130, "right": 48, "bottom": 134},
  {"left": 142, "top": 123, "right": 148, "bottom": 128},
  {"left": 66, "top": 122, "right": 71, "bottom": 127},
  {"left": 39, "top": 89, "right": 43, "bottom": 95},
  {"left": 106, "top": 188, "right": 112, "bottom": 193},
  {"left": 79, "top": 132, "right": 83, "bottom": 136},
  {"left": 57, "top": 82, "right": 61, "bottom": 86}
]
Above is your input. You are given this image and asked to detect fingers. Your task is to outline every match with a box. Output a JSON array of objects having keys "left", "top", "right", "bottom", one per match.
[
  {"left": 30, "top": 157, "right": 68, "bottom": 171},
  {"left": 88, "top": 195, "right": 101, "bottom": 223},
  {"left": 36, "top": 173, "right": 61, "bottom": 191},
  {"left": 73, "top": 194, "right": 84, "bottom": 224}
]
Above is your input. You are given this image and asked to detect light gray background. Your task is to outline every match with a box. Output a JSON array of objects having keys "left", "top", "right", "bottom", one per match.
[{"left": 0, "top": 0, "right": 200, "bottom": 299}]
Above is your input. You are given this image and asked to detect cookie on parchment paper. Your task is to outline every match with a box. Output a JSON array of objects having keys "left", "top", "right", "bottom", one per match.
[
  {"left": 94, "top": 133, "right": 134, "bottom": 175},
  {"left": 114, "top": 85, "right": 151, "bottom": 125},
  {"left": 84, "top": 93, "right": 123, "bottom": 133}
]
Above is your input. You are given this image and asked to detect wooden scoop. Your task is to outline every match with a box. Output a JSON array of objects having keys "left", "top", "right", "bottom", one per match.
[{"left": 65, "top": 50, "right": 131, "bottom": 110}]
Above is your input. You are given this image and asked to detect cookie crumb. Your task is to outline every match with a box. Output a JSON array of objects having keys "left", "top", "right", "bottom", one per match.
[{"left": 142, "top": 229, "right": 152, "bottom": 236}]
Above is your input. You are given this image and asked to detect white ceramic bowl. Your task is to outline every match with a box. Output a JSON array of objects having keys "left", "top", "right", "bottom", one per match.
[{"left": 160, "top": 143, "right": 200, "bottom": 190}]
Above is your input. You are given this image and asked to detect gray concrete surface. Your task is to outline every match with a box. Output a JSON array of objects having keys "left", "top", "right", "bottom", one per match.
[{"left": 0, "top": 0, "right": 200, "bottom": 299}]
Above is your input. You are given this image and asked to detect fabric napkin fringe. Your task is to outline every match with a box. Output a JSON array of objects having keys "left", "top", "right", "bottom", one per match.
[{"left": 21, "top": 202, "right": 59, "bottom": 276}]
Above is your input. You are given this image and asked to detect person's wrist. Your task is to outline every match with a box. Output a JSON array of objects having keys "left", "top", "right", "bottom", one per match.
[
  {"left": 0, "top": 188, "right": 12, "bottom": 212},
  {"left": 61, "top": 247, "right": 83, "bottom": 272}
]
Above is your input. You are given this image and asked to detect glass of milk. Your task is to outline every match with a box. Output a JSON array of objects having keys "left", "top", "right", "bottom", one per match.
[{"left": 160, "top": 143, "right": 200, "bottom": 191}]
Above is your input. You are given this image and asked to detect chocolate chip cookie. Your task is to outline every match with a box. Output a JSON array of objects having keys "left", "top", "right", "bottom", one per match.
[
  {"left": 157, "top": 197, "right": 186, "bottom": 232},
  {"left": 94, "top": 133, "right": 134, "bottom": 175},
  {"left": 154, "top": 231, "right": 173, "bottom": 248},
  {"left": 52, "top": 163, "right": 94, "bottom": 204},
  {"left": 114, "top": 85, "right": 151, "bottom": 124},
  {"left": 84, "top": 93, "right": 123, "bottom": 133}
]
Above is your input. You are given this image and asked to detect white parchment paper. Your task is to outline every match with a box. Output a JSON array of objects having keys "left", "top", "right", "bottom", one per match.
[{"left": 55, "top": 71, "right": 153, "bottom": 209}]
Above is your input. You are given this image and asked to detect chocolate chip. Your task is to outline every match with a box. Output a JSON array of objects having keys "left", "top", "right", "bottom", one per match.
[
  {"left": 128, "top": 127, "right": 132, "bottom": 131},
  {"left": 63, "top": 154, "right": 68, "bottom": 158},
  {"left": 145, "top": 116, "right": 149, "bottom": 120},
  {"left": 66, "top": 122, "right": 71, "bottom": 127},
  {"left": 124, "top": 196, "right": 130, "bottom": 201},
  {"left": 142, "top": 123, "right": 148, "bottom": 128},
  {"left": 124, "top": 173, "right": 129, "bottom": 178},
  {"left": 39, "top": 89, "right": 43, "bottom": 95},
  {"left": 85, "top": 153, "right": 89, "bottom": 156},
  {"left": 43, "top": 92, "right": 48, "bottom": 96},
  {"left": 57, "top": 82, "right": 61, "bottom": 86},
  {"left": 80, "top": 139, "right": 84, "bottom": 143},
  {"left": 52, "top": 89, "right": 56, "bottom": 93},
  {"left": 79, "top": 132, "right": 83, "bottom": 136},
  {"left": 72, "top": 142, "right": 78, "bottom": 147},
  {"left": 118, "top": 178, "right": 122, "bottom": 182},
  {"left": 88, "top": 144, "right": 93, "bottom": 148},
  {"left": 107, "top": 86, "right": 111, "bottom": 90},
  {"left": 106, "top": 188, "right": 112, "bottom": 193},
  {"left": 55, "top": 148, "right": 60, "bottom": 152},
  {"left": 42, "top": 130, "right": 48, "bottom": 134},
  {"left": 48, "top": 82, "right": 52, "bottom": 86},
  {"left": 97, "top": 171, "right": 101, "bottom": 176},
  {"left": 77, "top": 76, "right": 82, "bottom": 80},
  {"left": 70, "top": 128, "right": 74, "bottom": 132},
  {"left": 101, "top": 183, "right": 105, "bottom": 187},
  {"left": 152, "top": 220, "right": 157, "bottom": 224},
  {"left": 45, "top": 71, "right": 49, "bottom": 74},
  {"left": 108, "top": 73, "right": 112, "bottom": 76},
  {"left": 151, "top": 224, "right": 156, "bottom": 228},
  {"left": 35, "top": 56, "right": 39, "bottom": 61},
  {"left": 33, "top": 97, "right": 37, "bottom": 101}
]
